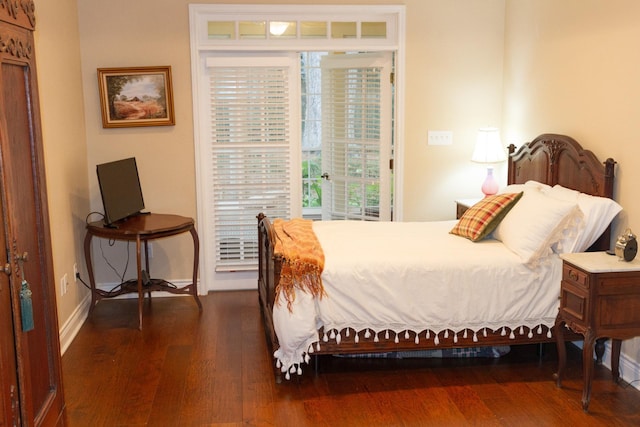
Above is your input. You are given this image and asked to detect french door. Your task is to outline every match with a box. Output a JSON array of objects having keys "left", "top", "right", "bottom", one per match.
[
  {"left": 197, "top": 52, "right": 394, "bottom": 289},
  {"left": 320, "top": 52, "right": 393, "bottom": 221}
]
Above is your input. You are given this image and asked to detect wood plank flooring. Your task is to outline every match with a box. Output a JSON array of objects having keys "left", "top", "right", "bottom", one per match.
[{"left": 61, "top": 291, "right": 640, "bottom": 426}]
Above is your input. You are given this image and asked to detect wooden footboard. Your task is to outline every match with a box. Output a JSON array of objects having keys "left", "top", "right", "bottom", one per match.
[{"left": 257, "top": 213, "right": 280, "bottom": 364}]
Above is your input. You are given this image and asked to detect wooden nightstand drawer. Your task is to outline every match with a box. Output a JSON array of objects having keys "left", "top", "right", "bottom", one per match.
[
  {"left": 562, "top": 264, "right": 589, "bottom": 289},
  {"left": 560, "top": 284, "right": 588, "bottom": 322}
]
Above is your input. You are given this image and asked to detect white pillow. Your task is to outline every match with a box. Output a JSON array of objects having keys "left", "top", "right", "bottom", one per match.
[
  {"left": 493, "top": 189, "right": 582, "bottom": 265},
  {"left": 524, "top": 180, "right": 552, "bottom": 192},
  {"left": 546, "top": 185, "right": 622, "bottom": 252},
  {"left": 499, "top": 180, "right": 551, "bottom": 195},
  {"left": 544, "top": 185, "right": 584, "bottom": 254}
]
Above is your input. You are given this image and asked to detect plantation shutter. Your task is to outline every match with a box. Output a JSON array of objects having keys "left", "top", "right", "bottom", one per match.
[
  {"left": 320, "top": 52, "right": 392, "bottom": 221},
  {"left": 206, "top": 55, "right": 300, "bottom": 271}
]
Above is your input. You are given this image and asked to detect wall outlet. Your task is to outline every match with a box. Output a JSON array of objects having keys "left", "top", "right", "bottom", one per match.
[
  {"left": 60, "top": 273, "right": 68, "bottom": 296},
  {"left": 73, "top": 263, "right": 78, "bottom": 282}
]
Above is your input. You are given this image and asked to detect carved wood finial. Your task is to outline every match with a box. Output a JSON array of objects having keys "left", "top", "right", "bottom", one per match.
[{"left": 545, "top": 139, "right": 565, "bottom": 165}]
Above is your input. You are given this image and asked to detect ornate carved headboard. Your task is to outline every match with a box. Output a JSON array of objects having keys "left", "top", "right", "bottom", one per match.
[{"left": 507, "top": 133, "right": 616, "bottom": 251}]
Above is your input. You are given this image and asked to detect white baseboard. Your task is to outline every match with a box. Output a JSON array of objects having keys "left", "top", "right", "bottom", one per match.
[
  {"left": 58, "top": 293, "right": 91, "bottom": 355},
  {"left": 600, "top": 341, "right": 640, "bottom": 391}
]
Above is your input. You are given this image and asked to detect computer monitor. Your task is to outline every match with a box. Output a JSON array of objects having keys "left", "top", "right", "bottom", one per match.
[{"left": 96, "top": 157, "right": 145, "bottom": 226}]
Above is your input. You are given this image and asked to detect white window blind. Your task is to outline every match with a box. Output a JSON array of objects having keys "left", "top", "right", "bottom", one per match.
[
  {"left": 321, "top": 53, "right": 392, "bottom": 221},
  {"left": 207, "top": 57, "right": 298, "bottom": 270}
]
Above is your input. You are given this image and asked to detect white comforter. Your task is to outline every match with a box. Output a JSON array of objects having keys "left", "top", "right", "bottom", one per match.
[{"left": 272, "top": 220, "right": 563, "bottom": 376}]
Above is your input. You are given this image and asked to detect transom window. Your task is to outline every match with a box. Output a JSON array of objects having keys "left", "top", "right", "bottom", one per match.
[{"left": 189, "top": 4, "right": 402, "bottom": 51}]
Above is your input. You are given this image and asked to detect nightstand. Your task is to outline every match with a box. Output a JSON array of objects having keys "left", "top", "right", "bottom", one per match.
[
  {"left": 554, "top": 251, "right": 640, "bottom": 411},
  {"left": 454, "top": 198, "right": 482, "bottom": 219}
]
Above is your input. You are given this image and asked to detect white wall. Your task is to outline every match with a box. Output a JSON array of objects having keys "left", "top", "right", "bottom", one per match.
[
  {"left": 34, "top": 0, "right": 90, "bottom": 337},
  {"left": 403, "top": 0, "right": 506, "bottom": 220},
  {"left": 502, "top": 0, "right": 640, "bottom": 378}
]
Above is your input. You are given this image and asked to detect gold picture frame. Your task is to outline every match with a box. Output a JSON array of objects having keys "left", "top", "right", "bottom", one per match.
[{"left": 97, "top": 66, "right": 175, "bottom": 128}]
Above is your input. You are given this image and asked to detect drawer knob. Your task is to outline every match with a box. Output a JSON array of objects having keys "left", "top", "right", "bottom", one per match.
[{"left": 569, "top": 270, "right": 578, "bottom": 281}]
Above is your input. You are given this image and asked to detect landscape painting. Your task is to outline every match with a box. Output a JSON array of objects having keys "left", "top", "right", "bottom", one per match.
[{"left": 98, "top": 66, "right": 175, "bottom": 128}]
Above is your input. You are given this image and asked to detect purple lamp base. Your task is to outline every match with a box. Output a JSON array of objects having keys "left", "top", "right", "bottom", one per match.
[{"left": 481, "top": 167, "right": 499, "bottom": 197}]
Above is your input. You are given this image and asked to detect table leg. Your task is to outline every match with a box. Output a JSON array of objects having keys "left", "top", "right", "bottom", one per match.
[
  {"left": 595, "top": 337, "right": 607, "bottom": 364},
  {"left": 611, "top": 339, "right": 622, "bottom": 383},
  {"left": 144, "top": 240, "right": 152, "bottom": 301},
  {"left": 190, "top": 226, "right": 202, "bottom": 311},
  {"left": 83, "top": 232, "right": 98, "bottom": 312},
  {"left": 136, "top": 236, "right": 143, "bottom": 330},
  {"left": 554, "top": 314, "right": 567, "bottom": 387},
  {"left": 582, "top": 328, "right": 596, "bottom": 412}
]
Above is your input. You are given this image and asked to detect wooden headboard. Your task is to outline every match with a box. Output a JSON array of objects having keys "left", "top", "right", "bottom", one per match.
[{"left": 507, "top": 133, "right": 616, "bottom": 251}]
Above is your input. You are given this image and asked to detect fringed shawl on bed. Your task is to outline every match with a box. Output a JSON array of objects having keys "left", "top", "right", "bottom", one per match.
[{"left": 273, "top": 218, "right": 325, "bottom": 310}]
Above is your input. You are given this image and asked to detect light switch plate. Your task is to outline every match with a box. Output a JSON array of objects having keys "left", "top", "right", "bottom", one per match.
[{"left": 428, "top": 130, "right": 453, "bottom": 145}]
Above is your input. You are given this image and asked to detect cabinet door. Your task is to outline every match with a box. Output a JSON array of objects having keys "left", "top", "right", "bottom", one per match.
[
  {"left": 0, "top": 8, "right": 65, "bottom": 426},
  {"left": 0, "top": 196, "right": 20, "bottom": 426}
]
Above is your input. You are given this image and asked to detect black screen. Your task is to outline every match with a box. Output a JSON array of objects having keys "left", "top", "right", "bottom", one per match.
[{"left": 96, "top": 157, "right": 145, "bottom": 225}]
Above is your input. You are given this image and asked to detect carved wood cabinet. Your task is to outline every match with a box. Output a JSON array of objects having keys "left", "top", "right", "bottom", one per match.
[{"left": 0, "top": 1, "right": 65, "bottom": 425}]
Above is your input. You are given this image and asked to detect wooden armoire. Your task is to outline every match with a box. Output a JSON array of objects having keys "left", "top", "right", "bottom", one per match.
[{"left": 0, "top": 1, "right": 65, "bottom": 426}]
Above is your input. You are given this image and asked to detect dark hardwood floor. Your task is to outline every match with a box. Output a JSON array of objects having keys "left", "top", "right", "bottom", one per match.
[{"left": 62, "top": 291, "right": 640, "bottom": 426}]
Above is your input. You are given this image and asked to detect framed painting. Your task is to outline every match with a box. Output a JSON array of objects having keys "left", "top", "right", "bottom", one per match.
[{"left": 97, "top": 66, "right": 175, "bottom": 128}]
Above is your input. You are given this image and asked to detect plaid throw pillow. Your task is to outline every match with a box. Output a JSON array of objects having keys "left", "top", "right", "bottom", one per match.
[{"left": 450, "top": 192, "right": 523, "bottom": 242}]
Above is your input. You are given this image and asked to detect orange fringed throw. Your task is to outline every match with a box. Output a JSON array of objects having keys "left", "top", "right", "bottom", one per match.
[{"left": 273, "top": 218, "right": 325, "bottom": 311}]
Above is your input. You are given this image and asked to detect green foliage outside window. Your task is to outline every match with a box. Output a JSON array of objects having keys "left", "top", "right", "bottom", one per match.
[{"left": 302, "top": 157, "right": 322, "bottom": 208}]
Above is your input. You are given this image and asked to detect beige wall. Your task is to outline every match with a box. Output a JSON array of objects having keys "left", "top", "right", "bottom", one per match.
[
  {"left": 34, "top": 0, "right": 90, "bottom": 331},
  {"left": 502, "top": 0, "right": 640, "bottom": 368},
  {"left": 404, "top": 0, "right": 506, "bottom": 220},
  {"left": 73, "top": 0, "right": 507, "bottom": 287}
]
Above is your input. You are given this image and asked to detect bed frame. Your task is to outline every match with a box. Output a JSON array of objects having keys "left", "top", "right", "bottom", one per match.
[{"left": 257, "top": 134, "right": 616, "bottom": 381}]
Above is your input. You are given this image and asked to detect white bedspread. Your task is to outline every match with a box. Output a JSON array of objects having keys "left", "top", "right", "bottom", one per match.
[{"left": 272, "top": 220, "right": 563, "bottom": 377}]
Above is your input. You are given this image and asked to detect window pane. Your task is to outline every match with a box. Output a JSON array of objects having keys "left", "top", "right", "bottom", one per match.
[
  {"left": 270, "top": 21, "right": 296, "bottom": 38},
  {"left": 301, "top": 52, "right": 324, "bottom": 213},
  {"left": 239, "top": 21, "right": 266, "bottom": 39},
  {"left": 208, "top": 21, "right": 235, "bottom": 39},
  {"left": 331, "top": 22, "right": 356, "bottom": 39},
  {"left": 301, "top": 21, "right": 327, "bottom": 39},
  {"left": 302, "top": 151, "right": 322, "bottom": 208},
  {"left": 362, "top": 22, "right": 387, "bottom": 38}
]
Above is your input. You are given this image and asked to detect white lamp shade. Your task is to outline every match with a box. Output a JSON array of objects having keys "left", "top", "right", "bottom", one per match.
[{"left": 471, "top": 127, "right": 506, "bottom": 163}]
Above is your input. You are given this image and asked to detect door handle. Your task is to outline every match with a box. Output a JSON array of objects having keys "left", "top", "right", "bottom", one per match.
[{"left": 1, "top": 263, "right": 10, "bottom": 276}]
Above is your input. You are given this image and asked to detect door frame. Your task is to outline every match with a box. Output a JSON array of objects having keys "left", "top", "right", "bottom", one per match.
[{"left": 189, "top": 4, "right": 406, "bottom": 291}]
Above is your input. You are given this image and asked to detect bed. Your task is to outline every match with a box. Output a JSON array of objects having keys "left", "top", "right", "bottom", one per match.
[{"left": 257, "top": 134, "right": 619, "bottom": 381}]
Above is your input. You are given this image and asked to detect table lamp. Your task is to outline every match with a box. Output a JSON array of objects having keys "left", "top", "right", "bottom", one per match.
[{"left": 471, "top": 127, "right": 506, "bottom": 197}]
